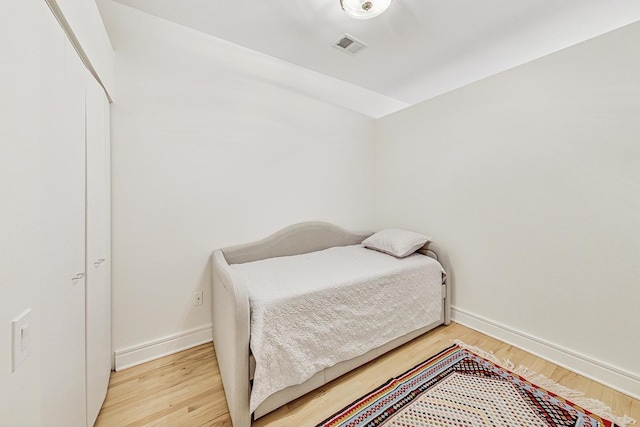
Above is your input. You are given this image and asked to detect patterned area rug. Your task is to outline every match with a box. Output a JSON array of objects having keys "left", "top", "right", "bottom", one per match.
[{"left": 317, "top": 342, "right": 635, "bottom": 427}]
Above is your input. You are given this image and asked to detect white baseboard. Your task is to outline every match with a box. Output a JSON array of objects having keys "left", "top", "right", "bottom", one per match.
[
  {"left": 451, "top": 307, "right": 640, "bottom": 400},
  {"left": 114, "top": 324, "right": 213, "bottom": 371}
]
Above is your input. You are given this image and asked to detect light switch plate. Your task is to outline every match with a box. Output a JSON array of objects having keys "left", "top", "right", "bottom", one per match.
[{"left": 12, "top": 309, "right": 31, "bottom": 372}]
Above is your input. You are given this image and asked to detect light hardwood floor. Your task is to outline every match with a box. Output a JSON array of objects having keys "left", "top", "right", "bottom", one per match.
[{"left": 95, "top": 323, "right": 639, "bottom": 426}]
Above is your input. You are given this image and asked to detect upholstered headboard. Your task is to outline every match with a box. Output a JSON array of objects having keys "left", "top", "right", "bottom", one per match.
[
  {"left": 221, "top": 222, "right": 372, "bottom": 265},
  {"left": 221, "top": 222, "right": 449, "bottom": 279}
]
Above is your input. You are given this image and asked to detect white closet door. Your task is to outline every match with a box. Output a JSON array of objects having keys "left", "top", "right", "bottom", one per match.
[
  {"left": 38, "top": 26, "right": 88, "bottom": 427},
  {"left": 85, "top": 71, "right": 111, "bottom": 427}
]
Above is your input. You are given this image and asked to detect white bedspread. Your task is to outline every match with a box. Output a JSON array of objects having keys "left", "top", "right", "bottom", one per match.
[{"left": 230, "top": 244, "right": 445, "bottom": 413}]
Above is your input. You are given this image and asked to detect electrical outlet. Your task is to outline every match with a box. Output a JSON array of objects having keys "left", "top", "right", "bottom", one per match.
[{"left": 194, "top": 291, "right": 203, "bottom": 306}]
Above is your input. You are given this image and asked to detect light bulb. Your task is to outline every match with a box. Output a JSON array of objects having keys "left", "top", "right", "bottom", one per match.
[{"left": 340, "top": 0, "right": 393, "bottom": 19}]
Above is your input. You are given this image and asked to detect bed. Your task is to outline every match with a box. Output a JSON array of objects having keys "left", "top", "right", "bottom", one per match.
[{"left": 211, "top": 222, "right": 451, "bottom": 427}]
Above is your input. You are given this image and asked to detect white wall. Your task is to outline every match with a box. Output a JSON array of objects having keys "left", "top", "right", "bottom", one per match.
[
  {"left": 100, "top": 3, "right": 376, "bottom": 360},
  {"left": 375, "top": 22, "right": 640, "bottom": 394},
  {"left": 1, "top": 1, "right": 113, "bottom": 425},
  {"left": 0, "top": 1, "right": 46, "bottom": 423}
]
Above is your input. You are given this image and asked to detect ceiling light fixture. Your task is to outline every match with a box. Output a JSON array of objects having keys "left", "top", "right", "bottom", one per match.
[{"left": 340, "top": 0, "right": 393, "bottom": 19}]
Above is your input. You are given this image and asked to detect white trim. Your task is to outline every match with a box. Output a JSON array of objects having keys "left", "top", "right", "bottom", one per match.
[
  {"left": 451, "top": 306, "right": 640, "bottom": 400},
  {"left": 114, "top": 325, "right": 213, "bottom": 371},
  {"left": 44, "top": 0, "right": 113, "bottom": 102}
]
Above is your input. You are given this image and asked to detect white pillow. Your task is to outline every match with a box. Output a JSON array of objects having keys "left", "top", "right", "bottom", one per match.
[{"left": 362, "top": 228, "right": 432, "bottom": 258}]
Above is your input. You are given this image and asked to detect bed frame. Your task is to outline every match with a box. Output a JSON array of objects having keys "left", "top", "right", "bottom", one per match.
[{"left": 211, "top": 222, "right": 451, "bottom": 426}]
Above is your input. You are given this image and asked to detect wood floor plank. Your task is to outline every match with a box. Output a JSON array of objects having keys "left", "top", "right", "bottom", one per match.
[
  {"left": 630, "top": 399, "right": 640, "bottom": 424},
  {"left": 95, "top": 323, "right": 638, "bottom": 426}
]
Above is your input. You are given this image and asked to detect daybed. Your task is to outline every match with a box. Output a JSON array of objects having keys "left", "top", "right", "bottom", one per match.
[{"left": 211, "top": 222, "right": 451, "bottom": 427}]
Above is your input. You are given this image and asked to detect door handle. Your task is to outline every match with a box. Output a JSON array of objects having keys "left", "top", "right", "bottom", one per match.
[
  {"left": 93, "top": 258, "right": 106, "bottom": 268},
  {"left": 72, "top": 272, "right": 86, "bottom": 281}
]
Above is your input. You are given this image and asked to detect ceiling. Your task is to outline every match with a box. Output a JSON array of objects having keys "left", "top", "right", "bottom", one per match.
[{"left": 110, "top": 0, "right": 640, "bottom": 108}]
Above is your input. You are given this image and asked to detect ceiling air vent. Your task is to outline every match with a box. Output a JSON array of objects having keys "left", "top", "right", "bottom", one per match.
[{"left": 333, "top": 34, "right": 367, "bottom": 55}]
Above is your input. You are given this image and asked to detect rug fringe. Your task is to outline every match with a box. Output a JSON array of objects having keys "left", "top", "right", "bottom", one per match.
[{"left": 452, "top": 340, "right": 637, "bottom": 427}]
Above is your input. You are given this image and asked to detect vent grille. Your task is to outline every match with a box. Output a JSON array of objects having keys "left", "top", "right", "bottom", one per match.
[{"left": 333, "top": 34, "right": 367, "bottom": 55}]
